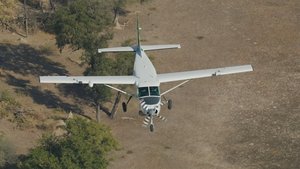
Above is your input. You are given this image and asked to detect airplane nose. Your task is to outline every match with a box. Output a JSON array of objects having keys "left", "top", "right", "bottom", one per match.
[{"left": 147, "top": 107, "right": 159, "bottom": 115}]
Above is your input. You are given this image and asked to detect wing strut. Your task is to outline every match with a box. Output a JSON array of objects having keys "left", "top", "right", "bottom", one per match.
[
  {"left": 104, "top": 84, "right": 134, "bottom": 97},
  {"left": 160, "top": 80, "right": 189, "bottom": 96}
]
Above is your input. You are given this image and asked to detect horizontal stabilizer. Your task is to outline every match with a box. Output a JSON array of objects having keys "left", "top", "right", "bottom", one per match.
[
  {"left": 98, "top": 44, "right": 180, "bottom": 53},
  {"left": 141, "top": 44, "right": 181, "bottom": 51},
  {"left": 98, "top": 46, "right": 136, "bottom": 53}
]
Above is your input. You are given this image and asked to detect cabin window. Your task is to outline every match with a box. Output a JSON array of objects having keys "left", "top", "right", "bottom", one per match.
[
  {"left": 138, "top": 87, "right": 149, "bottom": 97},
  {"left": 150, "top": 86, "right": 160, "bottom": 96}
]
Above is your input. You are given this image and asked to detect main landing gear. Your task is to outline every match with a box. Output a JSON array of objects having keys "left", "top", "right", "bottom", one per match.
[
  {"left": 122, "top": 96, "right": 132, "bottom": 112},
  {"left": 163, "top": 96, "right": 173, "bottom": 110}
]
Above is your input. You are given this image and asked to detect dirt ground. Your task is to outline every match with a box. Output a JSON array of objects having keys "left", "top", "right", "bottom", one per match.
[
  {"left": 0, "top": 0, "right": 299, "bottom": 169},
  {"left": 107, "top": 1, "right": 300, "bottom": 169}
]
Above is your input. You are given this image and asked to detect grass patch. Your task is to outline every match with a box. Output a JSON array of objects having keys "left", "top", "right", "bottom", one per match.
[
  {"left": 0, "top": 90, "right": 20, "bottom": 119},
  {"left": 0, "top": 134, "right": 17, "bottom": 168}
]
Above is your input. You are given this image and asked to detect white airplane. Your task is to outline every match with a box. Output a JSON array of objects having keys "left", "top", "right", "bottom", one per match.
[{"left": 40, "top": 18, "right": 253, "bottom": 132}]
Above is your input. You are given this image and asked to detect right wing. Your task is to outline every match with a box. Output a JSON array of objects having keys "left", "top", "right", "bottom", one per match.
[
  {"left": 158, "top": 65, "right": 253, "bottom": 83},
  {"left": 40, "top": 76, "right": 137, "bottom": 85}
]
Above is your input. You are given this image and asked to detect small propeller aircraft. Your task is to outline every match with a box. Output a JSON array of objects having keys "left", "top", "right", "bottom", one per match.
[{"left": 40, "top": 17, "right": 253, "bottom": 132}]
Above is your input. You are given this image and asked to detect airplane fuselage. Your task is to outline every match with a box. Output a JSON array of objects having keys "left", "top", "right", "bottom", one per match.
[{"left": 133, "top": 47, "right": 161, "bottom": 116}]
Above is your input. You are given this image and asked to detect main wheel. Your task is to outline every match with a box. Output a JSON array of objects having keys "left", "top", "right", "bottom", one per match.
[
  {"left": 167, "top": 99, "right": 173, "bottom": 110},
  {"left": 150, "top": 124, "right": 154, "bottom": 132},
  {"left": 122, "top": 102, "right": 127, "bottom": 112}
]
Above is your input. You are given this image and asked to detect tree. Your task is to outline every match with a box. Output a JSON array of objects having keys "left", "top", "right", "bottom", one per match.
[
  {"left": 19, "top": 117, "right": 117, "bottom": 169},
  {"left": 47, "top": 0, "right": 135, "bottom": 121},
  {"left": 83, "top": 39, "right": 135, "bottom": 121},
  {"left": 84, "top": 51, "right": 115, "bottom": 122},
  {"left": 46, "top": 0, "right": 118, "bottom": 121},
  {"left": 48, "top": 0, "right": 115, "bottom": 51}
]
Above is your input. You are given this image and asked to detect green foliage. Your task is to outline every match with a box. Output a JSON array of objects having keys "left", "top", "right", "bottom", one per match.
[
  {"left": 0, "top": 134, "right": 17, "bottom": 168},
  {"left": 114, "top": 39, "right": 135, "bottom": 75},
  {"left": 84, "top": 52, "right": 115, "bottom": 104},
  {"left": 0, "top": 90, "right": 20, "bottom": 118},
  {"left": 47, "top": 0, "right": 135, "bottom": 104},
  {"left": 19, "top": 117, "right": 117, "bottom": 169},
  {"left": 0, "top": 90, "right": 19, "bottom": 106},
  {"left": 48, "top": 0, "right": 115, "bottom": 51},
  {"left": 114, "top": 52, "right": 134, "bottom": 75}
]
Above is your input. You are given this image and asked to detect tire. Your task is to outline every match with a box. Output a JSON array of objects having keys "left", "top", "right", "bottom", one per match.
[
  {"left": 167, "top": 99, "right": 172, "bottom": 110},
  {"left": 122, "top": 102, "right": 127, "bottom": 112},
  {"left": 150, "top": 124, "right": 154, "bottom": 132}
]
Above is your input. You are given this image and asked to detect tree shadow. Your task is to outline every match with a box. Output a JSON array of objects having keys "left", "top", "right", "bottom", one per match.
[
  {"left": 5, "top": 71, "right": 82, "bottom": 114},
  {"left": 57, "top": 84, "right": 91, "bottom": 104},
  {"left": 0, "top": 43, "right": 67, "bottom": 76},
  {"left": 57, "top": 84, "right": 116, "bottom": 117}
]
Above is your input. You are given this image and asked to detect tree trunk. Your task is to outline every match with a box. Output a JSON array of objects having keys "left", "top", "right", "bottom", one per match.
[
  {"left": 24, "top": 0, "right": 28, "bottom": 37},
  {"left": 110, "top": 92, "right": 121, "bottom": 119},
  {"left": 50, "top": 0, "right": 55, "bottom": 12},
  {"left": 96, "top": 103, "right": 100, "bottom": 123}
]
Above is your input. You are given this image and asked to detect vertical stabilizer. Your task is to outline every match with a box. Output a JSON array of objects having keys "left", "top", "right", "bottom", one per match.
[{"left": 137, "top": 15, "right": 141, "bottom": 49}]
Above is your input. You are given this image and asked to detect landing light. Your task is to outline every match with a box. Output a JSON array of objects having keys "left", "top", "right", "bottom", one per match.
[{"left": 89, "top": 81, "right": 94, "bottom": 88}]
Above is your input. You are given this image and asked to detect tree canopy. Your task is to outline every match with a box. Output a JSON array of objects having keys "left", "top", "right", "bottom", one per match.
[
  {"left": 48, "top": 0, "right": 115, "bottom": 51},
  {"left": 48, "top": 0, "right": 134, "bottom": 112},
  {"left": 19, "top": 117, "right": 117, "bottom": 169}
]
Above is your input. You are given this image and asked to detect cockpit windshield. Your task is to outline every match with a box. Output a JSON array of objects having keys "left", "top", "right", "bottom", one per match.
[
  {"left": 138, "top": 87, "right": 149, "bottom": 97},
  {"left": 138, "top": 86, "right": 160, "bottom": 97},
  {"left": 149, "top": 87, "right": 160, "bottom": 96}
]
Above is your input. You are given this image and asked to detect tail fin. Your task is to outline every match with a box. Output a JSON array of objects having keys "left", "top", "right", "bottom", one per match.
[
  {"left": 136, "top": 15, "right": 141, "bottom": 49},
  {"left": 98, "top": 15, "right": 181, "bottom": 53}
]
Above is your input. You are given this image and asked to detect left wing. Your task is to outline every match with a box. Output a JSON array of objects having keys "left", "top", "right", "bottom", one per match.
[
  {"left": 158, "top": 65, "right": 253, "bottom": 83},
  {"left": 40, "top": 76, "right": 137, "bottom": 86}
]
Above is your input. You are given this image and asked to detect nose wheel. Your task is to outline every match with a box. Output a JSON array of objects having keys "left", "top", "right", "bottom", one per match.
[
  {"left": 142, "top": 115, "right": 155, "bottom": 132},
  {"left": 150, "top": 124, "right": 154, "bottom": 132}
]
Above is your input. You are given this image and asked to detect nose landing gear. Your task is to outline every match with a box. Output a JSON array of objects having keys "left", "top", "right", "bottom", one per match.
[
  {"left": 142, "top": 115, "right": 155, "bottom": 132},
  {"left": 150, "top": 124, "right": 154, "bottom": 132}
]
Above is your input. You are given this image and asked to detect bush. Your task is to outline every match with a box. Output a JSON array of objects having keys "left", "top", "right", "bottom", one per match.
[
  {"left": 19, "top": 117, "right": 117, "bottom": 169},
  {"left": 0, "top": 134, "right": 17, "bottom": 168}
]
